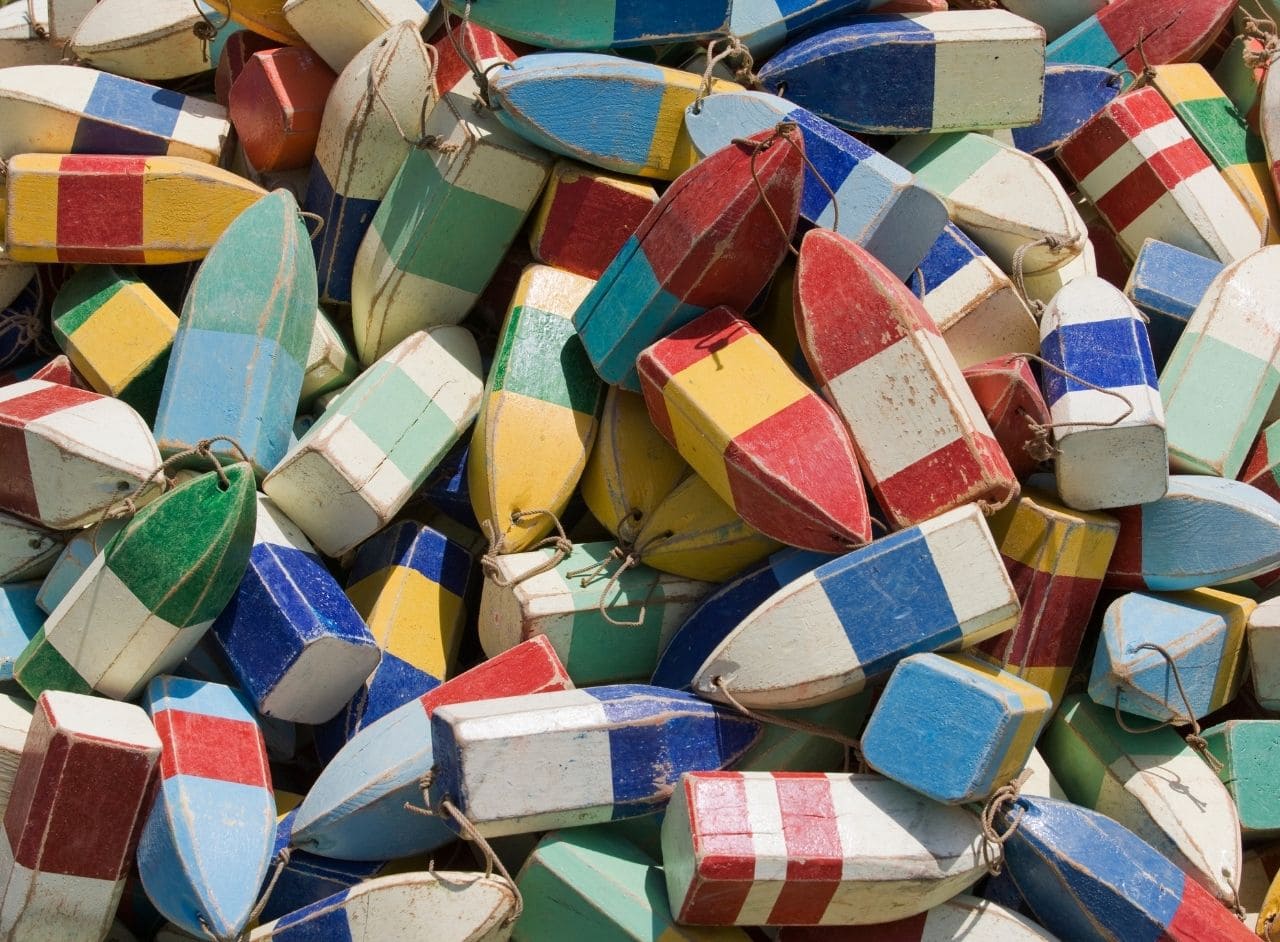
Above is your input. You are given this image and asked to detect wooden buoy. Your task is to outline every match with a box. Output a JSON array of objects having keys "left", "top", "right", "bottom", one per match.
[{"left": 229, "top": 46, "right": 337, "bottom": 172}]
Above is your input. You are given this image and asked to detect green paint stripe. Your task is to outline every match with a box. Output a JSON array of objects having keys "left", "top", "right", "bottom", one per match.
[
  {"left": 1041, "top": 698, "right": 1108, "bottom": 807},
  {"left": 183, "top": 191, "right": 315, "bottom": 361},
  {"left": 902, "top": 134, "right": 997, "bottom": 196},
  {"left": 343, "top": 365, "right": 458, "bottom": 480},
  {"left": 1174, "top": 97, "right": 1264, "bottom": 169},
  {"left": 373, "top": 147, "right": 530, "bottom": 296},
  {"left": 14, "top": 628, "right": 93, "bottom": 699},
  {"left": 491, "top": 304, "right": 602, "bottom": 414},
  {"left": 109, "top": 464, "right": 257, "bottom": 623},
  {"left": 119, "top": 349, "right": 172, "bottom": 425},
  {"left": 1163, "top": 332, "right": 1280, "bottom": 474},
  {"left": 52, "top": 267, "right": 129, "bottom": 341}
]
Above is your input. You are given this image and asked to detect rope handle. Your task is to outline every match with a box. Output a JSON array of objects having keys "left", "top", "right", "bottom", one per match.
[
  {"left": 730, "top": 121, "right": 839, "bottom": 254},
  {"left": 710, "top": 676, "right": 865, "bottom": 772},
  {"left": 1011, "top": 353, "right": 1137, "bottom": 462},
  {"left": 480, "top": 508, "right": 573, "bottom": 587},
  {"left": 980, "top": 769, "right": 1033, "bottom": 875},
  {"left": 1110, "top": 642, "right": 1224, "bottom": 773},
  {"left": 441, "top": 1, "right": 512, "bottom": 110},
  {"left": 191, "top": 0, "right": 233, "bottom": 64}
]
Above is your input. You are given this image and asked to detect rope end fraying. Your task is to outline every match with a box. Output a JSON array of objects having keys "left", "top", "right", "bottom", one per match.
[{"left": 980, "top": 768, "right": 1033, "bottom": 875}]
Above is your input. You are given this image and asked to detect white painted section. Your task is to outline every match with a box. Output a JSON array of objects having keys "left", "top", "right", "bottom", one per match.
[
  {"left": 253, "top": 493, "right": 316, "bottom": 553},
  {"left": 42, "top": 689, "right": 159, "bottom": 748},
  {"left": 1172, "top": 171, "right": 1264, "bottom": 264},
  {"left": 927, "top": 11, "right": 1045, "bottom": 132},
  {"left": 920, "top": 505, "right": 1021, "bottom": 639},
  {"left": 0, "top": 826, "right": 126, "bottom": 942},
  {"left": 69, "top": 0, "right": 207, "bottom": 81},
  {"left": 1250, "top": 598, "right": 1280, "bottom": 710},
  {"left": 825, "top": 334, "right": 964, "bottom": 480},
  {"left": 0, "top": 512, "right": 60, "bottom": 584},
  {"left": 282, "top": 0, "right": 428, "bottom": 73},
  {"left": 0, "top": 695, "right": 31, "bottom": 820}
]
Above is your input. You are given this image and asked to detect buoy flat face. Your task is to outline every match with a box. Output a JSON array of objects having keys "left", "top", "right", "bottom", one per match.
[
  {"left": 1058, "top": 87, "right": 1262, "bottom": 264},
  {"left": 0, "top": 691, "right": 161, "bottom": 942},
  {"left": 1124, "top": 239, "right": 1223, "bottom": 370},
  {"left": 661, "top": 771, "right": 986, "bottom": 926},
  {"left": 1203, "top": 720, "right": 1280, "bottom": 840},
  {"left": 1248, "top": 598, "right": 1280, "bottom": 711},
  {"left": 1088, "top": 588, "right": 1251, "bottom": 724},
  {"left": 692, "top": 504, "right": 1020, "bottom": 710},
  {"left": 976, "top": 487, "right": 1118, "bottom": 706}
]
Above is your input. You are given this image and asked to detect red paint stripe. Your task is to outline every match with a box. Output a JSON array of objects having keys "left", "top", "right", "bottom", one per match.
[
  {"left": 872, "top": 434, "right": 1016, "bottom": 529},
  {"left": 796, "top": 230, "right": 916, "bottom": 380},
  {"left": 1059, "top": 108, "right": 1129, "bottom": 183},
  {"left": 432, "top": 23, "right": 514, "bottom": 96},
  {"left": 1240, "top": 433, "right": 1279, "bottom": 497},
  {"left": 1145, "top": 138, "right": 1213, "bottom": 191},
  {"left": 8, "top": 699, "right": 157, "bottom": 880},
  {"left": 638, "top": 306, "right": 754, "bottom": 385},
  {"left": 0, "top": 419, "right": 37, "bottom": 521},
  {"left": 724, "top": 394, "right": 870, "bottom": 552},
  {"left": 768, "top": 775, "right": 842, "bottom": 924},
  {"left": 0, "top": 382, "right": 101, "bottom": 424},
  {"left": 1104, "top": 504, "right": 1146, "bottom": 589},
  {"left": 1108, "top": 88, "right": 1175, "bottom": 140},
  {"left": 533, "top": 172, "right": 654, "bottom": 280},
  {"left": 679, "top": 774, "right": 756, "bottom": 924},
  {"left": 777, "top": 914, "right": 930, "bottom": 940},
  {"left": 1160, "top": 872, "right": 1257, "bottom": 940},
  {"left": 1094, "top": 157, "right": 1169, "bottom": 236},
  {"left": 644, "top": 129, "right": 801, "bottom": 307},
  {"left": 56, "top": 156, "right": 146, "bottom": 260},
  {"left": 154, "top": 710, "right": 270, "bottom": 789},
  {"left": 980, "top": 560, "right": 1101, "bottom": 672},
  {"left": 965, "top": 357, "right": 1048, "bottom": 480},
  {"left": 1100, "top": 0, "right": 1236, "bottom": 74},
  {"left": 419, "top": 637, "right": 571, "bottom": 716}
]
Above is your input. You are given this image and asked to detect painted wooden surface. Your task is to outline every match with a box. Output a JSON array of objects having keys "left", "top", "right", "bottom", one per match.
[
  {"left": 0, "top": 378, "right": 162, "bottom": 529},
  {"left": 214, "top": 30, "right": 281, "bottom": 106},
  {"left": 203, "top": 0, "right": 302, "bottom": 43},
  {"left": 489, "top": 52, "right": 736, "bottom": 181},
  {"left": 0, "top": 695, "right": 31, "bottom": 822},
  {"left": 446, "top": 0, "right": 730, "bottom": 48},
  {"left": 282, "top": 0, "right": 430, "bottom": 72},
  {"left": 776, "top": 894, "right": 1057, "bottom": 940},
  {"left": 651, "top": 548, "right": 827, "bottom": 691},
  {"left": 1043, "top": 692, "right": 1242, "bottom": 903},
  {"left": 692, "top": 503, "right": 1020, "bottom": 710},
  {"left": 1161, "top": 246, "right": 1280, "bottom": 477},
  {"left": 1248, "top": 598, "right": 1280, "bottom": 712},
  {"left": 68, "top": 0, "right": 210, "bottom": 80},
  {"left": 34, "top": 517, "right": 124, "bottom": 614},
  {"left": 351, "top": 29, "right": 551, "bottom": 364},
  {"left": 1124, "top": 239, "right": 1223, "bottom": 370},
  {"left": 527, "top": 160, "right": 659, "bottom": 280},
  {"left": 638, "top": 305, "right": 871, "bottom": 553},
  {"left": 1105, "top": 475, "right": 1280, "bottom": 590},
  {"left": 736, "top": 693, "right": 872, "bottom": 775},
  {"left": 1251, "top": 845, "right": 1280, "bottom": 938},
  {"left": 1088, "top": 588, "right": 1251, "bottom": 723},
  {"left": 469, "top": 264, "right": 602, "bottom": 554},
  {"left": 1047, "top": 0, "right": 1236, "bottom": 72},
  {"left": 153, "top": 189, "right": 314, "bottom": 478},
  {"left": 249, "top": 871, "right": 518, "bottom": 941},
  {"left": 14, "top": 463, "right": 256, "bottom": 701},
  {"left": 963, "top": 356, "right": 1052, "bottom": 480},
  {"left": 230, "top": 46, "right": 336, "bottom": 171},
  {"left": 515, "top": 825, "right": 753, "bottom": 942},
  {"left": 1058, "top": 87, "right": 1263, "bottom": 263},
  {"left": 1020, "top": 237, "right": 1100, "bottom": 308},
  {"left": 1154, "top": 64, "right": 1277, "bottom": 239},
  {"left": 1040, "top": 276, "right": 1168, "bottom": 510},
  {"left": 137, "top": 676, "right": 274, "bottom": 941},
  {"left": 0, "top": 0, "right": 58, "bottom": 68},
  {"left": 975, "top": 486, "right": 1117, "bottom": 705},
  {"left": 1216, "top": 34, "right": 1267, "bottom": 131},
  {"left": 51, "top": 265, "right": 176, "bottom": 422},
  {"left": 907, "top": 225, "right": 1039, "bottom": 370},
  {"left": 662, "top": 771, "right": 986, "bottom": 925},
  {"left": 625, "top": 471, "right": 780, "bottom": 582},
  {"left": 0, "top": 584, "right": 39, "bottom": 683},
  {"left": 998, "top": 795, "right": 1256, "bottom": 942},
  {"left": 989, "top": 63, "right": 1121, "bottom": 157},
  {"left": 890, "top": 132, "right": 1087, "bottom": 276},
  {"left": 480, "top": 540, "right": 708, "bottom": 686},
  {"left": 292, "top": 637, "right": 571, "bottom": 862},
  {"left": 305, "top": 21, "right": 435, "bottom": 305},
  {"left": 758, "top": 11, "right": 1045, "bottom": 135},
  {"left": 211, "top": 494, "right": 379, "bottom": 724},
  {"left": 429, "top": 684, "right": 760, "bottom": 837},
  {"left": 576, "top": 126, "right": 802, "bottom": 392},
  {"left": 0, "top": 691, "right": 159, "bottom": 942},
  {"left": 300, "top": 307, "right": 358, "bottom": 406},
  {"left": 726, "top": 0, "right": 884, "bottom": 56},
  {"left": 683, "top": 90, "right": 947, "bottom": 281},
  {"left": 863, "top": 653, "right": 1052, "bottom": 805},
  {"left": 796, "top": 229, "right": 1017, "bottom": 527},
  {"left": 1203, "top": 721, "right": 1280, "bottom": 840},
  {"left": 0, "top": 64, "right": 230, "bottom": 163},
  {"left": 262, "top": 326, "right": 483, "bottom": 557},
  {"left": 0, "top": 512, "right": 62, "bottom": 585},
  {"left": 4, "top": 153, "right": 266, "bottom": 265}
]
